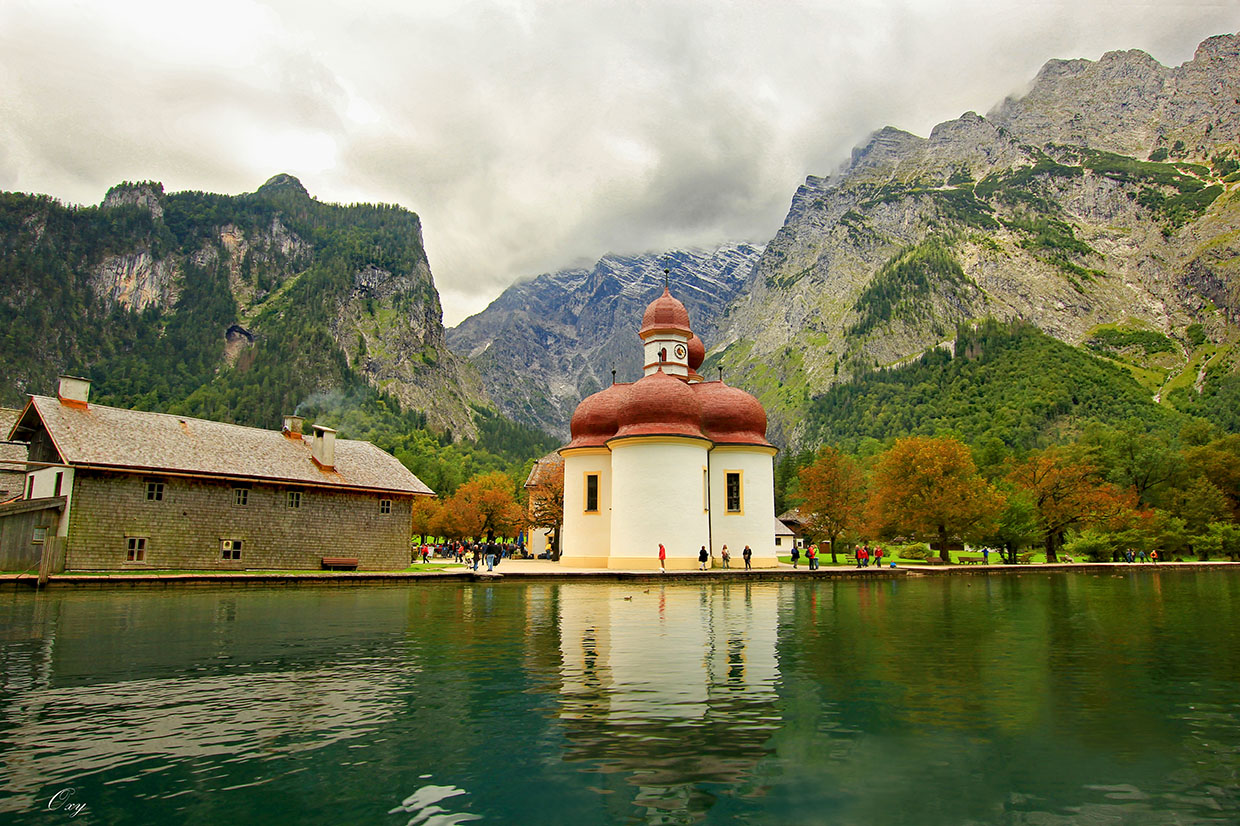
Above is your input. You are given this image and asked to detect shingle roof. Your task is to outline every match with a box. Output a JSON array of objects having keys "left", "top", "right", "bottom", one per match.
[
  {"left": 19, "top": 396, "right": 433, "bottom": 495},
  {"left": 0, "top": 407, "right": 27, "bottom": 497},
  {"left": 524, "top": 451, "right": 564, "bottom": 488}
]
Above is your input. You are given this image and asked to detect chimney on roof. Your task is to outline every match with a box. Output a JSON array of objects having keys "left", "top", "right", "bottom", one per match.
[
  {"left": 57, "top": 375, "right": 91, "bottom": 408},
  {"left": 282, "top": 415, "right": 305, "bottom": 439},
  {"left": 311, "top": 424, "right": 336, "bottom": 469}
]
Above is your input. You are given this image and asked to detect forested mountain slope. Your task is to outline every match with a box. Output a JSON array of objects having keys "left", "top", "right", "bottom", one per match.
[
  {"left": 0, "top": 175, "right": 562, "bottom": 491},
  {"left": 709, "top": 33, "right": 1240, "bottom": 445},
  {"left": 1, "top": 174, "right": 486, "bottom": 437}
]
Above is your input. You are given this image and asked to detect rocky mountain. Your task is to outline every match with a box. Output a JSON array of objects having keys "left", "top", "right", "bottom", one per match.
[
  {"left": 0, "top": 174, "right": 488, "bottom": 438},
  {"left": 446, "top": 244, "right": 763, "bottom": 437},
  {"left": 707, "top": 33, "right": 1240, "bottom": 445}
]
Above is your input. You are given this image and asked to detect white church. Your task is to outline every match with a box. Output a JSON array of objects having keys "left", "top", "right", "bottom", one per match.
[{"left": 558, "top": 286, "right": 778, "bottom": 569}]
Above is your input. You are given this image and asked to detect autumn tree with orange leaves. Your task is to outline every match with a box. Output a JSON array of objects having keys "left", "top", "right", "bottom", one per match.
[
  {"left": 1006, "top": 448, "right": 1137, "bottom": 562},
  {"left": 797, "top": 445, "right": 867, "bottom": 564},
  {"left": 527, "top": 460, "right": 565, "bottom": 561},
  {"left": 442, "top": 471, "right": 525, "bottom": 542},
  {"left": 867, "top": 436, "right": 1005, "bottom": 562},
  {"left": 411, "top": 497, "right": 442, "bottom": 543}
]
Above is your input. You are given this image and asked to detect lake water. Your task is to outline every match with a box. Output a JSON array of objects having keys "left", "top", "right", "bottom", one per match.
[{"left": 1, "top": 571, "right": 1238, "bottom": 824}]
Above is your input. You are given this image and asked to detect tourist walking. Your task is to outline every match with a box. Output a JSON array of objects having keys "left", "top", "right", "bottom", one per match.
[
  {"left": 658, "top": 543, "right": 666, "bottom": 572},
  {"left": 472, "top": 545, "right": 481, "bottom": 571},
  {"left": 721, "top": 545, "right": 730, "bottom": 568},
  {"left": 743, "top": 545, "right": 752, "bottom": 570},
  {"left": 873, "top": 545, "right": 883, "bottom": 568},
  {"left": 1150, "top": 549, "right": 1159, "bottom": 565},
  {"left": 807, "top": 544, "right": 817, "bottom": 570},
  {"left": 982, "top": 546, "right": 989, "bottom": 564},
  {"left": 699, "top": 546, "right": 709, "bottom": 570},
  {"left": 791, "top": 546, "right": 800, "bottom": 569}
]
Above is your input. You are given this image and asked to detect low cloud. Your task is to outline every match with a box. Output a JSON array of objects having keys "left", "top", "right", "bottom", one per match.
[{"left": 0, "top": 0, "right": 1233, "bottom": 325}]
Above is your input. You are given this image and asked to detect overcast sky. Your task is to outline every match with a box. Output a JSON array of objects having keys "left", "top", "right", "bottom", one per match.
[{"left": 0, "top": 1, "right": 1234, "bottom": 325}]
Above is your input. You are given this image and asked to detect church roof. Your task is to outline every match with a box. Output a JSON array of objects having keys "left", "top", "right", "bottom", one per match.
[
  {"left": 564, "top": 286, "right": 773, "bottom": 451},
  {"left": 638, "top": 287, "right": 692, "bottom": 339}
]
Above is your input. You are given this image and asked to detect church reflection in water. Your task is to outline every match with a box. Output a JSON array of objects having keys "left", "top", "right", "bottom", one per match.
[{"left": 555, "top": 581, "right": 784, "bottom": 819}]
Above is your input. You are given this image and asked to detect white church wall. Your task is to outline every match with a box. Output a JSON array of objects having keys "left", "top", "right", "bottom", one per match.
[
  {"left": 708, "top": 447, "right": 779, "bottom": 568},
  {"left": 608, "top": 437, "right": 709, "bottom": 569},
  {"left": 561, "top": 449, "right": 612, "bottom": 567},
  {"left": 641, "top": 335, "right": 689, "bottom": 378}
]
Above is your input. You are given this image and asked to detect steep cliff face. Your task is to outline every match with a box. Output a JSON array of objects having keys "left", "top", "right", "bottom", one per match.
[
  {"left": 710, "top": 34, "right": 1240, "bottom": 445},
  {"left": 447, "top": 244, "right": 762, "bottom": 437},
  {"left": 330, "top": 258, "right": 486, "bottom": 437},
  {"left": 0, "top": 175, "right": 488, "bottom": 437}
]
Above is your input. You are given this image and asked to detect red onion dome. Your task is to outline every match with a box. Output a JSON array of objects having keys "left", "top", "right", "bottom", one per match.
[
  {"left": 638, "top": 287, "right": 692, "bottom": 339},
  {"left": 610, "top": 369, "right": 705, "bottom": 441},
  {"left": 686, "top": 334, "right": 705, "bottom": 370},
  {"left": 565, "top": 383, "right": 629, "bottom": 449},
  {"left": 694, "top": 381, "right": 772, "bottom": 446}
]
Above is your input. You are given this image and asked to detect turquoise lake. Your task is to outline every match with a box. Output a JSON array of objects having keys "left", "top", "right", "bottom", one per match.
[{"left": 1, "top": 571, "right": 1238, "bottom": 824}]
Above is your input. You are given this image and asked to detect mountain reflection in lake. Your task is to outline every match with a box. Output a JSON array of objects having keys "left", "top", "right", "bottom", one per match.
[{"left": 1, "top": 573, "right": 1238, "bottom": 825}]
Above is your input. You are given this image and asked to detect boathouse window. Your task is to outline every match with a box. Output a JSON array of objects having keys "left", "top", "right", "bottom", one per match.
[
  {"left": 221, "top": 539, "right": 242, "bottom": 560},
  {"left": 725, "top": 471, "right": 743, "bottom": 513},
  {"left": 145, "top": 481, "right": 164, "bottom": 501},
  {"left": 127, "top": 537, "right": 146, "bottom": 562},
  {"left": 32, "top": 526, "right": 47, "bottom": 545},
  {"left": 379, "top": 498, "right": 392, "bottom": 514},
  {"left": 584, "top": 473, "right": 599, "bottom": 513},
  {"left": 234, "top": 486, "right": 250, "bottom": 506},
  {"left": 287, "top": 490, "right": 302, "bottom": 509}
]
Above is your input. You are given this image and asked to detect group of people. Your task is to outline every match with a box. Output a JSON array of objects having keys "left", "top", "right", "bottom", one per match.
[
  {"left": 414, "top": 540, "right": 523, "bottom": 572},
  {"left": 659, "top": 544, "right": 754, "bottom": 571},
  {"left": 788, "top": 543, "right": 886, "bottom": 570}
]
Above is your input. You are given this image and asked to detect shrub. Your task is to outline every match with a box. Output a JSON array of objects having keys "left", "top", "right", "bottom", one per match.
[
  {"left": 1064, "top": 529, "right": 1115, "bottom": 562},
  {"left": 895, "top": 542, "right": 932, "bottom": 560}
]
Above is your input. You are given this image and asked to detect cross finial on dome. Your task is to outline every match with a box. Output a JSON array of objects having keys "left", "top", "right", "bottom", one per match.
[{"left": 663, "top": 268, "right": 669, "bottom": 291}]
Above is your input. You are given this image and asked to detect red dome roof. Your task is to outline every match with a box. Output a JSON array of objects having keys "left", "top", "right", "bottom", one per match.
[
  {"left": 686, "top": 334, "right": 705, "bottom": 370},
  {"left": 565, "top": 383, "right": 629, "bottom": 449},
  {"left": 638, "top": 287, "right": 692, "bottom": 339},
  {"left": 694, "top": 381, "right": 771, "bottom": 447},
  {"left": 611, "top": 370, "right": 705, "bottom": 441}
]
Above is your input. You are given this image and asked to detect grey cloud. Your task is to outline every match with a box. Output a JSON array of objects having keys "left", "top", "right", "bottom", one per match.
[{"left": 0, "top": 1, "right": 1235, "bottom": 324}]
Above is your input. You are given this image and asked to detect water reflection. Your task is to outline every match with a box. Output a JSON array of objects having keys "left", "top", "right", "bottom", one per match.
[
  {"left": 0, "top": 573, "right": 1237, "bottom": 825},
  {"left": 0, "top": 588, "right": 414, "bottom": 817},
  {"left": 556, "top": 582, "right": 781, "bottom": 821}
]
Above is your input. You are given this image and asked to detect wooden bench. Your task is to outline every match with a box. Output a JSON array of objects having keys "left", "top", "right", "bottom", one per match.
[
  {"left": 958, "top": 554, "right": 985, "bottom": 565},
  {"left": 321, "top": 557, "right": 359, "bottom": 571},
  {"left": 1017, "top": 553, "right": 1035, "bottom": 565}
]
